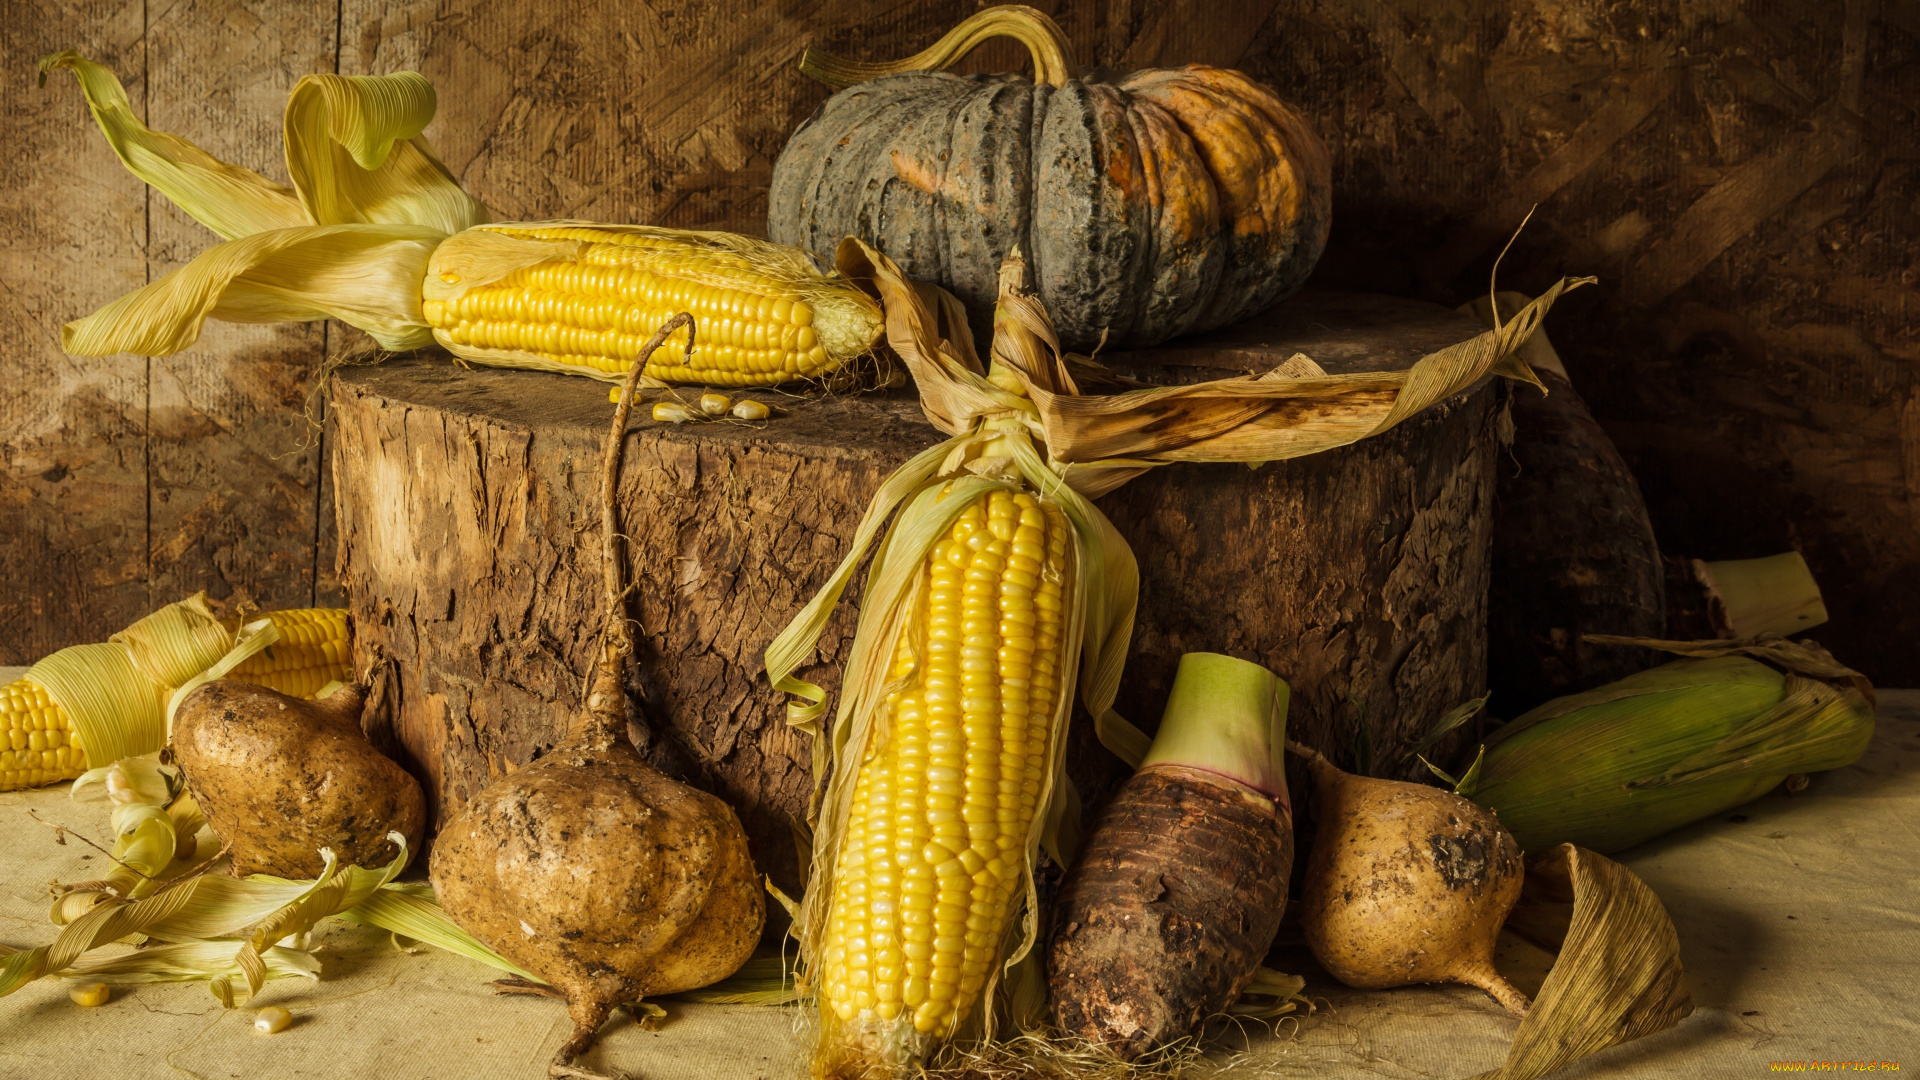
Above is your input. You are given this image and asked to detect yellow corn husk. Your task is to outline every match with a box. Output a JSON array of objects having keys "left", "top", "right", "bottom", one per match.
[
  {"left": 42, "top": 52, "right": 882, "bottom": 387},
  {"left": 1468, "top": 636, "right": 1874, "bottom": 854},
  {"left": 1471, "top": 844, "right": 1694, "bottom": 1080},
  {"left": 2, "top": 835, "right": 410, "bottom": 1004}
]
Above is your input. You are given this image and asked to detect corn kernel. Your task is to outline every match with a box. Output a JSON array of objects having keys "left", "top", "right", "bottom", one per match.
[{"left": 69, "top": 982, "right": 110, "bottom": 1007}]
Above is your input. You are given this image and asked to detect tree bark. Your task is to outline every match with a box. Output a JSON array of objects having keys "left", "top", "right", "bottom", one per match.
[{"left": 329, "top": 291, "right": 1499, "bottom": 892}]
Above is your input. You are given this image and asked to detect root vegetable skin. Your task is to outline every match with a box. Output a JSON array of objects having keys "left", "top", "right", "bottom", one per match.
[
  {"left": 1294, "top": 743, "right": 1528, "bottom": 1016},
  {"left": 1049, "top": 764, "right": 1293, "bottom": 1059},
  {"left": 172, "top": 680, "right": 425, "bottom": 878},
  {"left": 430, "top": 729, "right": 763, "bottom": 1041}
]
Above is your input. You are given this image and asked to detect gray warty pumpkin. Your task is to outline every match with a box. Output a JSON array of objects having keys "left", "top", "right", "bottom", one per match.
[{"left": 769, "top": 5, "right": 1332, "bottom": 352}]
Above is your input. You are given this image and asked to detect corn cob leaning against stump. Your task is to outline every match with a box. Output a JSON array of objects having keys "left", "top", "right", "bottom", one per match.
[{"left": 39, "top": 52, "right": 882, "bottom": 389}]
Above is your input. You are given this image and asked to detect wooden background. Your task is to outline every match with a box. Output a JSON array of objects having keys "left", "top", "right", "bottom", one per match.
[{"left": 2, "top": 0, "right": 1916, "bottom": 685}]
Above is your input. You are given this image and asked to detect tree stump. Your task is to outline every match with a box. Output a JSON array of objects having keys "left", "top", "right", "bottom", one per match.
[{"left": 329, "top": 291, "right": 1497, "bottom": 893}]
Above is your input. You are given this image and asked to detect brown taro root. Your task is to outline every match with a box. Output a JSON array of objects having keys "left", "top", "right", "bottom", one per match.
[
  {"left": 1292, "top": 742, "right": 1528, "bottom": 1016},
  {"left": 1050, "top": 653, "right": 1294, "bottom": 1059},
  {"left": 429, "top": 314, "right": 764, "bottom": 1080},
  {"left": 171, "top": 679, "right": 425, "bottom": 878}
]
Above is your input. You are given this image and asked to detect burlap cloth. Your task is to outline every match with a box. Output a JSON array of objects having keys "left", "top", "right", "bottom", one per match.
[{"left": 3, "top": 677, "right": 1912, "bottom": 1079}]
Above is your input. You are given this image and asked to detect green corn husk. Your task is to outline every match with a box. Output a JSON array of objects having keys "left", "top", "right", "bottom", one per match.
[{"left": 1468, "top": 635, "right": 1874, "bottom": 854}]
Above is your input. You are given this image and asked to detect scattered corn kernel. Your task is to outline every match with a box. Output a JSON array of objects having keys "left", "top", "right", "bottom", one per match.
[
  {"left": 653, "top": 401, "right": 694, "bottom": 423},
  {"left": 731, "top": 399, "right": 770, "bottom": 421},
  {"left": 699, "top": 392, "right": 732, "bottom": 416},
  {"left": 70, "top": 982, "right": 110, "bottom": 1007},
  {"left": 254, "top": 1005, "right": 293, "bottom": 1033}
]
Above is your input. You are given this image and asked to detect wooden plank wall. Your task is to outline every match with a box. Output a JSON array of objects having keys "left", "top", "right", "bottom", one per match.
[{"left": 2, "top": 0, "right": 1916, "bottom": 682}]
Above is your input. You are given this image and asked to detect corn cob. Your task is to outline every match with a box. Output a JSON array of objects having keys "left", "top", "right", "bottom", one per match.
[
  {"left": 0, "top": 608, "right": 353, "bottom": 793},
  {"left": 1468, "top": 639, "right": 1874, "bottom": 854},
  {"left": 225, "top": 608, "right": 353, "bottom": 700},
  {"left": 423, "top": 224, "right": 883, "bottom": 387},
  {"left": 0, "top": 678, "right": 86, "bottom": 791},
  {"left": 816, "top": 486, "right": 1071, "bottom": 1065}
]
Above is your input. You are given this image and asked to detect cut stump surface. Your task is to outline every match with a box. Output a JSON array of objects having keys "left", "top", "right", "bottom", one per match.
[{"left": 329, "top": 291, "right": 1498, "bottom": 892}]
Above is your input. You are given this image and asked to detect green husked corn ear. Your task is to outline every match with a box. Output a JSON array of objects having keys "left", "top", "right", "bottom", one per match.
[{"left": 1470, "top": 638, "right": 1874, "bottom": 854}]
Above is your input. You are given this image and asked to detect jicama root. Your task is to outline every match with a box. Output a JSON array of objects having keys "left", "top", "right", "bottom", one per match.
[
  {"left": 429, "top": 314, "right": 764, "bottom": 1080},
  {"left": 1292, "top": 741, "right": 1529, "bottom": 1016},
  {"left": 1049, "top": 653, "right": 1294, "bottom": 1058},
  {"left": 171, "top": 680, "right": 425, "bottom": 877}
]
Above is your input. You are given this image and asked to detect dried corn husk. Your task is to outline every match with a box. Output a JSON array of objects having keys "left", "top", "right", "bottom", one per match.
[
  {"left": 1475, "top": 844, "right": 1693, "bottom": 1080},
  {"left": 5, "top": 832, "right": 534, "bottom": 1008},
  {"left": 1469, "top": 636, "right": 1874, "bottom": 854}
]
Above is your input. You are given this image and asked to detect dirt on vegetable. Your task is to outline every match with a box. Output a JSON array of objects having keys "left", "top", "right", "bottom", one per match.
[
  {"left": 1291, "top": 741, "right": 1528, "bottom": 1016},
  {"left": 171, "top": 679, "right": 426, "bottom": 878}
]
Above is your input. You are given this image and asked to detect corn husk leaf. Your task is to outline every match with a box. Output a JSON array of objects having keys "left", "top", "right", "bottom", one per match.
[
  {"left": 62, "top": 223, "right": 445, "bottom": 358},
  {"left": 164, "top": 616, "right": 281, "bottom": 734},
  {"left": 58, "top": 940, "right": 319, "bottom": 998},
  {"left": 111, "top": 592, "right": 240, "bottom": 689},
  {"left": 55, "top": 756, "right": 193, "bottom": 920},
  {"left": 666, "top": 947, "right": 805, "bottom": 1006},
  {"left": 335, "top": 882, "right": 538, "bottom": 981},
  {"left": 1472, "top": 636, "right": 1874, "bottom": 852},
  {"left": 26, "top": 644, "right": 168, "bottom": 769},
  {"left": 1401, "top": 693, "right": 1489, "bottom": 771},
  {"left": 281, "top": 72, "right": 489, "bottom": 234},
  {"left": 1226, "top": 966, "right": 1308, "bottom": 1020},
  {"left": 222, "top": 838, "right": 407, "bottom": 997},
  {"left": 1692, "top": 552, "right": 1829, "bottom": 638},
  {"left": 152, "top": 836, "right": 409, "bottom": 948},
  {"left": 0, "top": 864, "right": 203, "bottom": 997},
  {"left": 44, "top": 50, "right": 489, "bottom": 360},
  {"left": 38, "top": 52, "right": 306, "bottom": 240},
  {"left": 70, "top": 752, "right": 178, "bottom": 806},
  {"left": 1473, "top": 845, "right": 1693, "bottom": 1080},
  {"left": 836, "top": 239, "right": 1591, "bottom": 481}
]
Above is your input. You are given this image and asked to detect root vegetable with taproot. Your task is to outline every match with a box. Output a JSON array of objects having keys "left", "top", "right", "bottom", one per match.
[
  {"left": 429, "top": 314, "right": 765, "bottom": 1080},
  {"left": 1292, "top": 741, "right": 1529, "bottom": 1016}
]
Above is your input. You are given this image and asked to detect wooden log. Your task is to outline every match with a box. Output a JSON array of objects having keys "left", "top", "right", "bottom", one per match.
[
  {"left": 1486, "top": 368, "right": 1666, "bottom": 717},
  {"left": 330, "top": 291, "right": 1497, "bottom": 891}
]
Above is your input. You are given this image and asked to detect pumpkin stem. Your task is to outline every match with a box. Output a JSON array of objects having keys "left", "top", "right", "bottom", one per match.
[{"left": 800, "top": 5, "right": 1080, "bottom": 90}]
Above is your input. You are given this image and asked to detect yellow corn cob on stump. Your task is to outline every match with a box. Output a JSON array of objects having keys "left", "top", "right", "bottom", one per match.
[
  {"left": 423, "top": 225, "right": 883, "bottom": 387},
  {"left": 0, "top": 608, "right": 352, "bottom": 792},
  {"left": 816, "top": 487, "right": 1071, "bottom": 1062}
]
